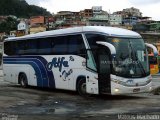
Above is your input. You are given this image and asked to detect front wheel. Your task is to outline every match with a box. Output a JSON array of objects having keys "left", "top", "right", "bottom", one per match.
[
  {"left": 77, "top": 78, "right": 90, "bottom": 97},
  {"left": 19, "top": 73, "right": 28, "bottom": 88}
]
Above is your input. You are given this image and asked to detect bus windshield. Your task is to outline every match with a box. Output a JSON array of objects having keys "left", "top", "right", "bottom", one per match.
[{"left": 109, "top": 38, "right": 150, "bottom": 78}]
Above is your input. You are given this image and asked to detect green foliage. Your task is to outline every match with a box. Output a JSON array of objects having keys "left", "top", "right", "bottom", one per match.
[
  {"left": 0, "top": 0, "right": 51, "bottom": 34},
  {"left": 0, "top": 0, "right": 51, "bottom": 18},
  {"left": 0, "top": 17, "right": 18, "bottom": 34}
]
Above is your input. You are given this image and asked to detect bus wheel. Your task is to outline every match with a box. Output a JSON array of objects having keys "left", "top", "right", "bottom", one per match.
[
  {"left": 19, "top": 73, "right": 28, "bottom": 88},
  {"left": 77, "top": 78, "right": 89, "bottom": 96}
]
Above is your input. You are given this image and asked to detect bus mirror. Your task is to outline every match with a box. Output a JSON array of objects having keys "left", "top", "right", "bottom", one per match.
[
  {"left": 145, "top": 43, "right": 158, "bottom": 57},
  {"left": 96, "top": 41, "right": 116, "bottom": 57}
]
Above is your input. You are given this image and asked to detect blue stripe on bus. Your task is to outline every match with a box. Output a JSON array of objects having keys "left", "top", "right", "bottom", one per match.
[{"left": 3, "top": 56, "right": 55, "bottom": 88}]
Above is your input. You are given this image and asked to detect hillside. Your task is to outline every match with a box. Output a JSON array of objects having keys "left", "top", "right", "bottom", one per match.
[{"left": 0, "top": 0, "right": 51, "bottom": 18}]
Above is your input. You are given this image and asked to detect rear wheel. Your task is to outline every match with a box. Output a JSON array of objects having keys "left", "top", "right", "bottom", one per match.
[{"left": 19, "top": 73, "right": 28, "bottom": 88}]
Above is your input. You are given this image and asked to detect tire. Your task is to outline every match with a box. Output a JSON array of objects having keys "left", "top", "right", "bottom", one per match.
[
  {"left": 77, "top": 78, "right": 89, "bottom": 96},
  {"left": 19, "top": 73, "right": 28, "bottom": 88}
]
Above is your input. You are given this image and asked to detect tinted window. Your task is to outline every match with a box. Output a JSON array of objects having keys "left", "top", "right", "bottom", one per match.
[
  {"left": 68, "top": 35, "right": 85, "bottom": 56},
  {"left": 4, "top": 34, "right": 86, "bottom": 57},
  {"left": 4, "top": 41, "right": 19, "bottom": 55},
  {"left": 53, "top": 36, "right": 68, "bottom": 54},
  {"left": 38, "top": 37, "right": 53, "bottom": 54},
  {"left": 53, "top": 34, "right": 85, "bottom": 56},
  {"left": 4, "top": 41, "right": 14, "bottom": 55},
  {"left": 17, "top": 40, "right": 28, "bottom": 55},
  {"left": 27, "top": 39, "right": 38, "bottom": 54},
  {"left": 85, "top": 34, "right": 106, "bottom": 49}
]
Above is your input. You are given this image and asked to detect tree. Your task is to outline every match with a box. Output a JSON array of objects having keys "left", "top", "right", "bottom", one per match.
[
  {"left": 0, "top": 17, "right": 17, "bottom": 34},
  {"left": 0, "top": 0, "right": 51, "bottom": 18}
]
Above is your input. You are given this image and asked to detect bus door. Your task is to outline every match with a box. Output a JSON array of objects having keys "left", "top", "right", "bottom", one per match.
[
  {"left": 97, "top": 47, "right": 111, "bottom": 93},
  {"left": 86, "top": 49, "right": 99, "bottom": 94},
  {"left": 86, "top": 48, "right": 111, "bottom": 94}
]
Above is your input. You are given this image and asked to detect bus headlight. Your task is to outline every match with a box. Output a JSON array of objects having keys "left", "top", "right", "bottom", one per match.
[
  {"left": 149, "top": 87, "right": 152, "bottom": 91},
  {"left": 114, "top": 88, "right": 119, "bottom": 92}
]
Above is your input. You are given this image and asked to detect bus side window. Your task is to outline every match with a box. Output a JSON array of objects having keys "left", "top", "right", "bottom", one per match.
[
  {"left": 17, "top": 40, "right": 29, "bottom": 55},
  {"left": 68, "top": 34, "right": 86, "bottom": 57},
  {"left": 38, "top": 38, "right": 52, "bottom": 55},
  {"left": 4, "top": 42, "right": 14, "bottom": 55},
  {"left": 7, "top": 41, "right": 19, "bottom": 55},
  {"left": 53, "top": 36, "right": 68, "bottom": 55},
  {"left": 27, "top": 39, "right": 38, "bottom": 54}
]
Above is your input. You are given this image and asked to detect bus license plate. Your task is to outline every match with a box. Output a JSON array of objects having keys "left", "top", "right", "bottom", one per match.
[{"left": 133, "top": 88, "right": 140, "bottom": 92}]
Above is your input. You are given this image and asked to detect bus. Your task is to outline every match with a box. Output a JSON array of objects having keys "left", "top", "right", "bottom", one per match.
[
  {"left": 0, "top": 43, "right": 3, "bottom": 76},
  {"left": 148, "top": 54, "right": 159, "bottom": 75},
  {"left": 3, "top": 26, "right": 158, "bottom": 95},
  {"left": 157, "top": 55, "right": 160, "bottom": 72}
]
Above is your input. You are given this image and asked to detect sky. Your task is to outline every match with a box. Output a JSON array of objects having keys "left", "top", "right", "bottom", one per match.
[{"left": 25, "top": 0, "right": 160, "bottom": 20}]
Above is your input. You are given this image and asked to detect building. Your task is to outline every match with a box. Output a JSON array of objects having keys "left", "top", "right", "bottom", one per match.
[
  {"left": 132, "top": 23, "right": 149, "bottom": 32},
  {"left": 122, "top": 7, "right": 142, "bottom": 18},
  {"left": 45, "top": 16, "right": 55, "bottom": 30},
  {"left": 17, "top": 20, "right": 29, "bottom": 36},
  {"left": 132, "top": 17, "right": 153, "bottom": 32},
  {"left": 149, "top": 21, "right": 160, "bottom": 32},
  {"left": 87, "top": 10, "right": 109, "bottom": 26},
  {"left": 92, "top": 6, "right": 102, "bottom": 15},
  {"left": 55, "top": 11, "right": 74, "bottom": 28},
  {"left": 138, "top": 17, "right": 152, "bottom": 23},
  {"left": 29, "top": 16, "right": 46, "bottom": 34},
  {"left": 10, "top": 31, "right": 16, "bottom": 37},
  {"left": 30, "top": 16, "right": 45, "bottom": 26},
  {"left": 122, "top": 16, "right": 138, "bottom": 25},
  {"left": 55, "top": 11, "right": 86, "bottom": 29},
  {"left": 29, "top": 24, "right": 46, "bottom": 34},
  {"left": 113, "top": 7, "right": 142, "bottom": 26},
  {"left": 80, "top": 9, "right": 93, "bottom": 20},
  {"left": 109, "top": 14, "right": 122, "bottom": 26}
]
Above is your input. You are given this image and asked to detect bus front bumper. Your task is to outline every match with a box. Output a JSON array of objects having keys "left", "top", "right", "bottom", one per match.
[{"left": 111, "top": 80, "right": 152, "bottom": 95}]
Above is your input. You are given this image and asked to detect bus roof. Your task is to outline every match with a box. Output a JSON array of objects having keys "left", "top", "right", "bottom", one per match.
[{"left": 5, "top": 26, "right": 141, "bottom": 41}]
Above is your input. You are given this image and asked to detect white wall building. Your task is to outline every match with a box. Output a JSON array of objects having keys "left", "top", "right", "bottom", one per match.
[
  {"left": 87, "top": 14, "right": 109, "bottom": 26},
  {"left": 17, "top": 21, "right": 29, "bottom": 35},
  {"left": 109, "top": 14, "right": 122, "bottom": 26},
  {"left": 92, "top": 6, "right": 102, "bottom": 15}
]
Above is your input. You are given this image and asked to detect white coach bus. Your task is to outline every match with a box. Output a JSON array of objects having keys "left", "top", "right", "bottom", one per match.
[{"left": 3, "top": 26, "right": 158, "bottom": 95}]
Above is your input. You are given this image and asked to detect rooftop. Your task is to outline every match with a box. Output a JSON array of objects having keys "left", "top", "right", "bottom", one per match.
[{"left": 6, "top": 26, "right": 141, "bottom": 41}]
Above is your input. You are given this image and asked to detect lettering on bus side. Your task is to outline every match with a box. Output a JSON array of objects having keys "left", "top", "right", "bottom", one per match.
[
  {"left": 61, "top": 69, "right": 73, "bottom": 81},
  {"left": 47, "top": 57, "right": 69, "bottom": 72}
]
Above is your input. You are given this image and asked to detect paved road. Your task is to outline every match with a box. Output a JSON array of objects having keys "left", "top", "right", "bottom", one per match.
[
  {"left": 152, "top": 75, "right": 160, "bottom": 89},
  {"left": 0, "top": 77, "right": 160, "bottom": 120}
]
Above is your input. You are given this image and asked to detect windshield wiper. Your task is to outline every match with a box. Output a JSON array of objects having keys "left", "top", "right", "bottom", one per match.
[{"left": 129, "top": 41, "right": 146, "bottom": 76}]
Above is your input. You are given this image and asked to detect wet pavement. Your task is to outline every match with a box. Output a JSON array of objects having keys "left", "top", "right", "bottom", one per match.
[{"left": 0, "top": 77, "right": 160, "bottom": 120}]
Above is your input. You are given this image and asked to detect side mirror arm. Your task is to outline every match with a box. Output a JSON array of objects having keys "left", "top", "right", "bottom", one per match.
[{"left": 96, "top": 41, "right": 116, "bottom": 58}]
